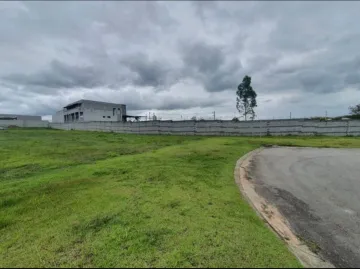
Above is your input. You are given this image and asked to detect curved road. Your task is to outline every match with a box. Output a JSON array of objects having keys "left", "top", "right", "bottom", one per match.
[{"left": 249, "top": 147, "right": 360, "bottom": 268}]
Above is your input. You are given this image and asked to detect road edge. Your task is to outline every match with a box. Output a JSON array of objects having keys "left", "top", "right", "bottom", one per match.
[{"left": 234, "top": 148, "right": 334, "bottom": 268}]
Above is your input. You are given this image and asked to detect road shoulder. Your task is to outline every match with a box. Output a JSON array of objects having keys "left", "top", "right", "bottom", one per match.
[{"left": 234, "top": 148, "right": 333, "bottom": 268}]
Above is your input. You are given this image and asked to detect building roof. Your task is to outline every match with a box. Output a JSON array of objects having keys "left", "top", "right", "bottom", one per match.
[{"left": 63, "top": 99, "right": 125, "bottom": 109}]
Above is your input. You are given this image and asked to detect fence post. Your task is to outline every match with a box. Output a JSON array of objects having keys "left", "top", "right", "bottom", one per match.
[{"left": 266, "top": 121, "right": 270, "bottom": 136}]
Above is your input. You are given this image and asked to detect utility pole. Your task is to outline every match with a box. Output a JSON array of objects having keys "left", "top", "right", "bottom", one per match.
[
  {"left": 290, "top": 112, "right": 292, "bottom": 119},
  {"left": 325, "top": 110, "right": 328, "bottom": 118},
  {"left": 213, "top": 111, "right": 215, "bottom": 120}
]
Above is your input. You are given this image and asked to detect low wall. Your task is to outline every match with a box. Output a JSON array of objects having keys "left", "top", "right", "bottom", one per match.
[
  {"left": 0, "top": 120, "right": 49, "bottom": 128},
  {"left": 49, "top": 119, "right": 360, "bottom": 136},
  {"left": 2, "top": 118, "right": 359, "bottom": 136}
]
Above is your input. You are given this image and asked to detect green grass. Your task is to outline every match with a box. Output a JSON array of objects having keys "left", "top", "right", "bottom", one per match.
[{"left": 1, "top": 129, "right": 360, "bottom": 267}]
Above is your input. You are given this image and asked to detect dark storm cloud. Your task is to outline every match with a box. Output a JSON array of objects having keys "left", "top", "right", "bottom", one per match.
[
  {"left": 3, "top": 52, "right": 179, "bottom": 92},
  {"left": 1, "top": 1, "right": 360, "bottom": 117},
  {"left": 180, "top": 41, "right": 242, "bottom": 92},
  {"left": 3, "top": 60, "right": 105, "bottom": 89},
  {"left": 203, "top": 69, "right": 238, "bottom": 93},
  {"left": 181, "top": 42, "right": 225, "bottom": 74},
  {"left": 120, "top": 53, "right": 176, "bottom": 89}
]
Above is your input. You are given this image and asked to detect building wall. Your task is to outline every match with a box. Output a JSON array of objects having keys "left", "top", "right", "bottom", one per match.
[
  {"left": 0, "top": 114, "right": 41, "bottom": 121},
  {"left": 82, "top": 107, "right": 124, "bottom": 122},
  {"left": 0, "top": 119, "right": 49, "bottom": 128},
  {"left": 52, "top": 102, "right": 126, "bottom": 123},
  {"left": 52, "top": 111, "right": 64, "bottom": 123},
  {"left": 49, "top": 119, "right": 360, "bottom": 137},
  {"left": 82, "top": 101, "right": 126, "bottom": 122}
]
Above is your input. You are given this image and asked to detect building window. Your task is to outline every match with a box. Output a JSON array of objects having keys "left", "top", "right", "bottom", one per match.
[
  {"left": 113, "top": 108, "right": 116, "bottom": 116},
  {"left": 103, "top": 116, "right": 105, "bottom": 118},
  {"left": 107, "top": 116, "right": 111, "bottom": 118},
  {"left": 80, "top": 112, "right": 83, "bottom": 116}
]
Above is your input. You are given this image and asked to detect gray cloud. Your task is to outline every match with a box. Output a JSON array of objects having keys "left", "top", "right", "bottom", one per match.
[
  {"left": 126, "top": 95, "right": 224, "bottom": 111},
  {"left": 180, "top": 41, "right": 242, "bottom": 92},
  {"left": 4, "top": 60, "right": 104, "bottom": 89},
  {"left": 120, "top": 53, "right": 176, "bottom": 90},
  {"left": 2, "top": 53, "right": 179, "bottom": 93},
  {"left": 1, "top": 1, "right": 360, "bottom": 119},
  {"left": 345, "top": 73, "right": 360, "bottom": 85},
  {"left": 246, "top": 55, "right": 278, "bottom": 73},
  {"left": 181, "top": 42, "right": 225, "bottom": 74},
  {"left": 297, "top": 70, "right": 339, "bottom": 93}
]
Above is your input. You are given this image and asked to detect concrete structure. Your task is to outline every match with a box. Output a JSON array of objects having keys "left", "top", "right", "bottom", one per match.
[
  {"left": 0, "top": 114, "right": 41, "bottom": 121},
  {"left": 1, "top": 110, "right": 360, "bottom": 136},
  {"left": 52, "top": 99, "right": 127, "bottom": 123},
  {"left": 50, "top": 118, "right": 360, "bottom": 136},
  {"left": 0, "top": 119, "right": 49, "bottom": 128}
]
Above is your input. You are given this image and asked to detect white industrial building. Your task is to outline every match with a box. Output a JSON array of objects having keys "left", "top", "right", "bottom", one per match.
[{"left": 52, "top": 99, "right": 127, "bottom": 123}]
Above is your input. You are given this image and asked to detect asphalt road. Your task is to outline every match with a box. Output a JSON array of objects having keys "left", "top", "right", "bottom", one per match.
[{"left": 249, "top": 147, "right": 360, "bottom": 268}]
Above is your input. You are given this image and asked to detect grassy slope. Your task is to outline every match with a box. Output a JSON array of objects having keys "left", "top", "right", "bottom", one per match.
[{"left": 1, "top": 129, "right": 360, "bottom": 267}]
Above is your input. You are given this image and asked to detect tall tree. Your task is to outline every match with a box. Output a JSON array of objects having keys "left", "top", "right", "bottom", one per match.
[
  {"left": 349, "top": 104, "right": 360, "bottom": 115},
  {"left": 236, "top": 75, "right": 257, "bottom": 120}
]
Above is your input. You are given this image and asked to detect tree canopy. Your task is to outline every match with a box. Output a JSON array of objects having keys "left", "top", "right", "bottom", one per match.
[
  {"left": 349, "top": 104, "right": 360, "bottom": 115},
  {"left": 236, "top": 75, "right": 257, "bottom": 120}
]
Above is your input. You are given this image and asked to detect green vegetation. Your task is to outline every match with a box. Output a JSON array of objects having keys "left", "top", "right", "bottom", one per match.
[
  {"left": 1, "top": 129, "right": 360, "bottom": 267},
  {"left": 236, "top": 75, "right": 257, "bottom": 121}
]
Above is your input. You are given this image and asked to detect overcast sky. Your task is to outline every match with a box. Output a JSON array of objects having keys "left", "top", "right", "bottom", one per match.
[{"left": 1, "top": 1, "right": 360, "bottom": 121}]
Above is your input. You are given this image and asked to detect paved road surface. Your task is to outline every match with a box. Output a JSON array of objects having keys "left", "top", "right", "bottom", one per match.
[{"left": 249, "top": 147, "right": 360, "bottom": 268}]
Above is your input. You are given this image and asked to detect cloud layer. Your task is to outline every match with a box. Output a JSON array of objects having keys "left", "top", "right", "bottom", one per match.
[{"left": 1, "top": 1, "right": 360, "bottom": 120}]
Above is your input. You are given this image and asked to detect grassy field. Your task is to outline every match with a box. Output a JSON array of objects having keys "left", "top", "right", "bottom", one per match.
[{"left": 1, "top": 129, "right": 360, "bottom": 268}]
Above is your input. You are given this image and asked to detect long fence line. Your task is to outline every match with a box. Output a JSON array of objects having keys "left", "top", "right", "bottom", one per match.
[
  {"left": 49, "top": 119, "right": 360, "bottom": 136},
  {"left": 1, "top": 119, "right": 360, "bottom": 136}
]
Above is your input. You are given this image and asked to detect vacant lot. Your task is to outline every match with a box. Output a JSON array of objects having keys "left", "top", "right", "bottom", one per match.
[{"left": 1, "top": 129, "right": 360, "bottom": 267}]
